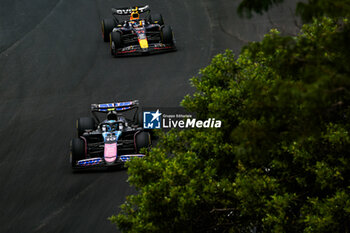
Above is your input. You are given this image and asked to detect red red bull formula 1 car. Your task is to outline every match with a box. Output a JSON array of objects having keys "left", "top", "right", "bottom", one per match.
[
  {"left": 70, "top": 100, "right": 150, "bottom": 170},
  {"left": 101, "top": 5, "right": 176, "bottom": 57}
]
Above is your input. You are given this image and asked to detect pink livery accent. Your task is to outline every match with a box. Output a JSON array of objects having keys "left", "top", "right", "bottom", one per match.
[{"left": 104, "top": 143, "right": 117, "bottom": 163}]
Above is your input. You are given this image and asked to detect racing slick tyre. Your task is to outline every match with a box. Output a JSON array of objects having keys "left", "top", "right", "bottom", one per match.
[
  {"left": 148, "top": 13, "right": 164, "bottom": 25},
  {"left": 70, "top": 138, "right": 86, "bottom": 169},
  {"left": 135, "top": 110, "right": 143, "bottom": 126},
  {"left": 101, "top": 18, "right": 116, "bottom": 42},
  {"left": 135, "top": 111, "right": 157, "bottom": 140},
  {"left": 110, "top": 31, "right": 123, "bottom": 57},
  {"left": 77, "top": 117, "right": 95, "bottom": 137},
  {"left": 135, "top": 131, "right": 151, "bottom": 152},
  {"left": 161, "top": 25, "right": 174, "bottom": 44}
]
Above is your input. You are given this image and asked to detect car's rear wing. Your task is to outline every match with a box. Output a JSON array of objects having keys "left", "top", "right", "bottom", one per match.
[
  {"left": 91, "top": 100, "right": 139, "bottom": 112},
  {"left": 111, "top": 5, "right": 150, "bottom": 15}
]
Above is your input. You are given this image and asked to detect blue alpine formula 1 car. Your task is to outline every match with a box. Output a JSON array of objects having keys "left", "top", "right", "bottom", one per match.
[
  {"left": 101, "top": 5, "right": 176, "bottom": 56},
  {"left": 70, "top": 100, "right": 150, "bottom": 170}
]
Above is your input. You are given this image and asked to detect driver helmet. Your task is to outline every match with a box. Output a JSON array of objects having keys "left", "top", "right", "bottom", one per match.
[
  {"left": 101, "top": 124, "right": 112, "bottom": 132},
  {"left": 107, "top": 111, "right": 118, "bottom": 121},
  {"left": 130, "top": 8, "right": 140, "bottom": 20},
  {"left": 130, "top": 21, "right": 138, "bottom": 27}
]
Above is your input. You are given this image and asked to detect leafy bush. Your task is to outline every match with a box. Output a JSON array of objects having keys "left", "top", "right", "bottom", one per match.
[{"left": 111, "top": 17, "right": 350, "bottom": 233}]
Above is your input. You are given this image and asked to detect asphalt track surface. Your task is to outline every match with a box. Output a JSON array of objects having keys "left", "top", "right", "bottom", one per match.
[{"left": 0, "top": 0, "right": 300, "bottom": 232}]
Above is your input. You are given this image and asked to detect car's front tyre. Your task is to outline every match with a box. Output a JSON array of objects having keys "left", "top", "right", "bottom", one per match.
[
  {"left": 161, "top": 25, "right": 174, "bottom": 44},
  {"left": 110, "top": 31, "right": 123, "bottom": 57},
  {"left": 71, "top": 138, "right": 86, "bottom": 169}
]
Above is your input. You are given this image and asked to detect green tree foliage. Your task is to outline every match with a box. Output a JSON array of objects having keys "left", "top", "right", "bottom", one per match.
[
  {"left": 111, "top": 17, "right": 350, "bottom": 233},
  {"left": 237, "top": 0, "right": 283, "bottom": 18},
  {"left": 296, "top": 0, "right": 350, "bottom": 22},
  {"left": 238, "top": 0, "right": 350, "bottom": 22}
]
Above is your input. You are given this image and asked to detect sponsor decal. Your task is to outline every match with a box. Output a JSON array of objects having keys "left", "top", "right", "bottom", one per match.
[
  {"left": 116, "top": 9, "right": 133, "bottom": 14},
  {"left": 122, "top": 46, "right": 135, "bottom": 51},
  {"left": 115, "top": 6, "right": 149, "bottom": 15},
  {"left": 153, "top": 43, "right": 166, "bottom": 48}
]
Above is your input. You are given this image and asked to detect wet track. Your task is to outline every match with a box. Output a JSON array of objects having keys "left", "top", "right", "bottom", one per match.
[{"left": 0, "top": 0, "right": 299, "bottom": 232}]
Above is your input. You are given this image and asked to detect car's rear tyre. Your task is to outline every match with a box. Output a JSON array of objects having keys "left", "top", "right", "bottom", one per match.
[
  {"left": 101, "top": 18, "right": 116, "bottom": 42},
  {"left": 135, "top": 131, "right": 151, "bottom": 152},
  {"left": 110, "top": 31, "right": 123, "bottom": 56},
  {"left": 135, "top": 110, "right": 143, "bottom": 126},
  {"left": 71, "top": 138, "right": 86, "bottom": 169},
  {"left": 161, "top": 25, "right": 174, "bottom": 44},
  {"left": 77, "top": 117, "right": 95, "bottom": 137},
  {"left": 148, "top": 14, "right": 164, "bottom": 25}
]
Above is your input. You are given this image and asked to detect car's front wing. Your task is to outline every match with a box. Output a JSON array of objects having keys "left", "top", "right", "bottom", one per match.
[
  {"left": 74, "top": 154, "right": 145, "bottom": 169},
  {"left": 114, "top": 43, "right": 176, "bottom": 56}
]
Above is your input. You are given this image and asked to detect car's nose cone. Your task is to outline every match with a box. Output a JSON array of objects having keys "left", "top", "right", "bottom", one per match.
[{"left": 104, "top": 143, "right": 117, "bottom": 163}]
